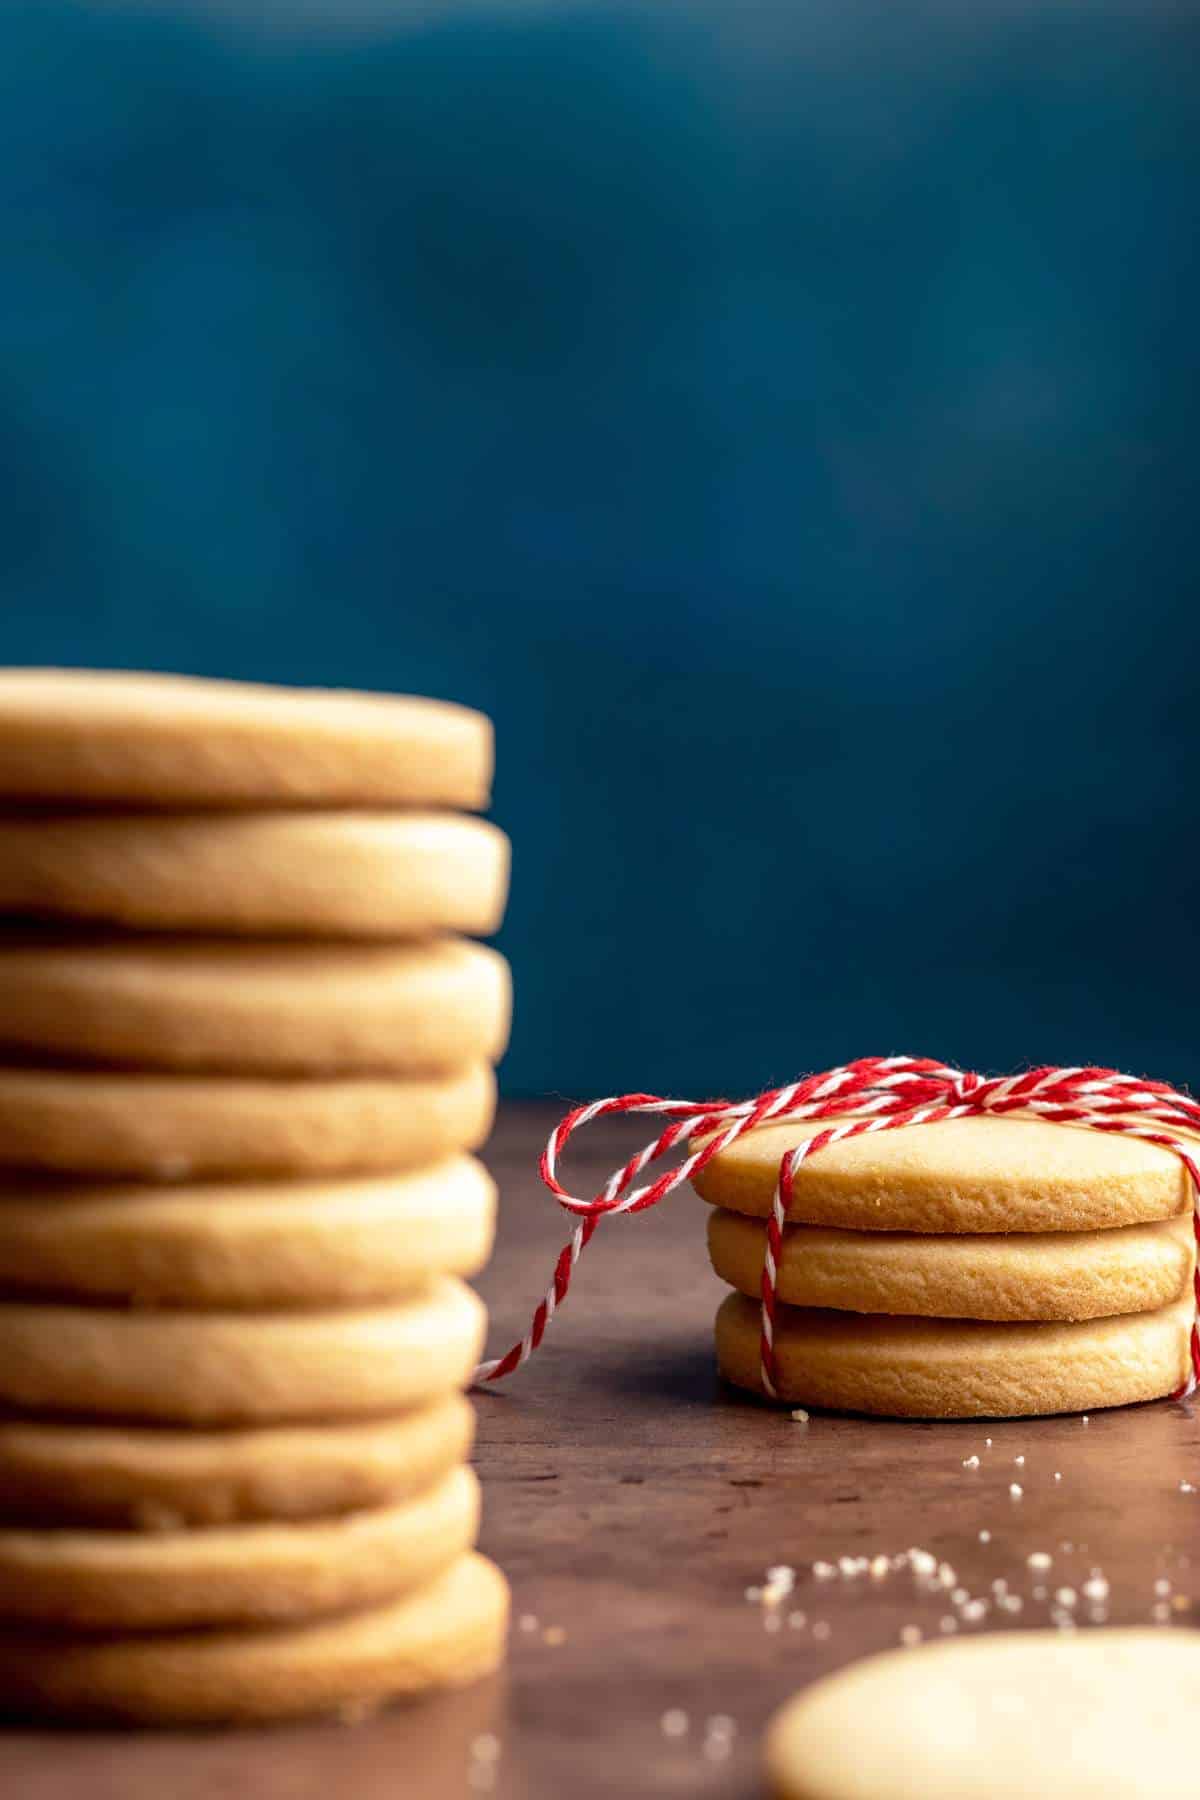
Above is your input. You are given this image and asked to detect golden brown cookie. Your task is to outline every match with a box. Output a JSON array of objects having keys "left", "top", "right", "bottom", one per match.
[
  {"left": 0, "top": 1156, "right": 497, "bottom": 1307},
  {"left": 0, "top": 1060, "right": 495, "bottom": 1178},
  {"left": 707, "top": 1207, "right": 1195, "bottom": 1322},
  {"left": 0, "top": 1465, "right": 479, "bottom": 1631},
  {"left": 0, "top": 1276, "right": 486, "bottom": 1423},
  {"left": 693, "top": 1114, "right": 1191, "bottom": 1233},
  {"left": 0, "top": 810, "right": 510, "bottom": 938},
  {"left": 715, "top": 1290, "right": 1193, "bottom": 1417},
  {"left": 0, "top": 1549, "right": 508, "bottom": 1723},
  {"left": 0, "top": 1396, "right": 475, "bottom": 1527},
  {"left": 0, "top": 669, "right": 492, "bottom": 809},
  {"left": 0, "top": 932, "right": 511, "bottom": 1074},
  {"left": 765, "top": 1630, "right": 1200, "bottom": 1800}
]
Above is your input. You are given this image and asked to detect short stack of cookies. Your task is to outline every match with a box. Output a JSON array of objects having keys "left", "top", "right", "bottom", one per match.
[
  {"left": 0, "top": 669, "right": 511, "bottom": 1723},
  {"left": 696, "top": 1114, "right": 1196, "bottom": 1417}
]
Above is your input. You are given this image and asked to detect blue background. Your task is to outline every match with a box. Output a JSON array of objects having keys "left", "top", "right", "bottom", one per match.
[{"left": 2, "top": 3, "right": 1197, "bottom": 1099}]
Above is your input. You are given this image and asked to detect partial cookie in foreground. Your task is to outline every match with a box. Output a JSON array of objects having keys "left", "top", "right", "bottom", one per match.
[
  {"left": 708, "top": 1207, "right": 1195, "bottom": 1322},
  {"left": 0, "top": 1276, "right": 486, "bottom": 1423},
  {"left": 765, "top": 1629, "right": 1200, "bottom": 1799},
  {"left": 715, "top": 1290, "right": 1192, "bottom": 1416},
  {"left": 0, "top": 1466, "right": 479, "bottom": 1631},
  {"left": 0, "top": 1396, "right": 475, "bottom": 1527},
  {"left": 0, "top": 1549, "right": 509, "bottom": 1725},
  {"left": 0, "top": 1060, "right": 495, "bottom": 1178},
  {"left": 693, "top": 1113, "right": 1191, "bottom": 1233},
  {"left": 0, "top": 1155, "right": 496, "bottom": 1307},
  {"left": 0, "top": 670, "right": 492, "bottom": 810},
  {"left": 0, "top": 810, "right": 510, "bottom": 938},
  {"left": 0, "top": 933, "right": 511, "bottom": 1074}
]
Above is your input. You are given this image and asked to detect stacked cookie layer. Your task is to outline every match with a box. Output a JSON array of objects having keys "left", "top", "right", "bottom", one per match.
[
  {"left": 0, "top": 670, "right": 510, "bottom": 1723},
  {"left": 694, "top": 1114, "right": 1196, "bottom": 1417}
]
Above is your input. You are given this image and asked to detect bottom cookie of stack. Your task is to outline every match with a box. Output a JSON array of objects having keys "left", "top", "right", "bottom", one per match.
[
  {"left": 715, "top": 1290, "right": 1194, "bottom": 1417},
  {"left": 0, "top": 1551, "right": 508, "bottom": 1724}
]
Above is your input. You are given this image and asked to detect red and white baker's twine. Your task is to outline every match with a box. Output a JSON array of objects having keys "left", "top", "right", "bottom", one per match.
[{"left": 474, "top": 1057, "right": 1200, "bottom": 1399}]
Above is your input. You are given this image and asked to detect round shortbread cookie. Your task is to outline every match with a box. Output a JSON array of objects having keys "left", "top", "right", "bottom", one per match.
[
  {"left": 0, "top": 933, "right": 511, "bottom": 1074},
  {"left": 0, "top": 1156, "right": 497, "bottom": 1307},
  {"left": 765, "top": 1629, "right": 1200, "bottom": 1800},
  {"left": 715, "top": 1290, "right": 1192, "bottom": 1416},
  {"left": 0, "top": 1465, "right": 479, "bottom": 1631},
  {"left": 708, "top": 1207, "right": 1196, "bottom": 1323},
  {"left": 0, "top": 1060, "right": 495, "bottom": 1179},
  {"left": 0, "top": 670, "right": 492, "bottom": 810},
  {"left": 692, "top": 1114, "right": 1191, "bottom": 1233},
  {"left": 0, "top": 810, "right": 510, "bottom": 938},
  {"left": 0, "top": 1396, "right": 475, "bottom": 1527},
  {"left": 0, "top": 1549, "right": 508, "bottom": 1724},
  {"left": 0, "top": 1276, "right": 486, "bottom": 1424}
]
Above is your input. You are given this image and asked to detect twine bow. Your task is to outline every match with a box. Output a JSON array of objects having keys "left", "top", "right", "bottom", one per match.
[{"left": 474, "top": 1057, "right": 1200, "bottom": 1401}]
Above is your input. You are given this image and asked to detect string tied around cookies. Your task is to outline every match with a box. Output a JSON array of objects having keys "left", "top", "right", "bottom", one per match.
[{"left": 472, "top": 1056, "right": 1200, "bottom": 1399}]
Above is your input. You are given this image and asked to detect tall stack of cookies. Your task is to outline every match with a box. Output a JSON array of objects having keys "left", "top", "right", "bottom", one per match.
[
  {"left": 0, "top": 670, "right": 510, "bottom": 1723},
  {"left": 696, "top": 1114, "right": 1196, "bottom": 1416}
]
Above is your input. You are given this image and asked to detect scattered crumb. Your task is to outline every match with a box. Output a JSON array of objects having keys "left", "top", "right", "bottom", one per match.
[
  {"left": 790, "top": 1408, "right": 810, "bottom": 1423},
  {"left": 1013, "top": 1455, "right": 1025, "bottom": 1467},
  {"left": 787, "top": 1611, "right": 806, "bottom": 1630},
  {"left": 962, "top": 1455, "right": 980, "bottom": 1470},
  {"left": 543, "top": 1626, "right": 566, "bottom": 1647},
  {"left": 812, "top": 1620, "right": 831, "bottom": 1641},
  {"left": 1009, "top": 1484, "right": 1023, "bottom": 1499},
  {"left": 978, "top": 1529, "right": 991, "bottom": 1543},
  {"left": 661, "top": 1709, "right": 689, "bottom": 1739},
  {"left": 939, "top": 1616, "right": 957, "bottom": 1634},
  {"left": 870, "top": 1554, "right": 890, "bottom": 1579},
  {"left": 518, "top": 1614, "right": 539, "bottom": 1633},
  {"left": 1055, "top": 1588, "right": 1078, "bottom": 1609},
  {"left": 1081, "top": 1415, "right": 1089, "bottom": 1425},
  {"left": 1154, "top": 1578, "right": 1172, "bottom": 1597},
  {"left": 900, "top": 1625, "right": 923, "bottom": 1647},
  {"left": 813, "top": 1560, "right": 836, "bottom": 1580},
  {"left": 1180, "top": 1481, "right": 1196, "bottom": 1495},
  {"left": 985, "top": 1438, "right": 993, "bottom": 1448},
  {"left": 1082, "top": 1576, "right": 1109, "bottom": 1602},
  {"left": 962, "top": 1600, "right": 989, "bottom": 1623},
  {"left": 470, "top": 1734, "right": 502, "bottom": 1764},
  {"left": 1054, "top": 1472, "right": 1063, "bottom": 1482}
]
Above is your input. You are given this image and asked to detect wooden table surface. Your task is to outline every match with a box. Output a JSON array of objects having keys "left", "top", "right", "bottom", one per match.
[{"left": 2, "top": 1101, "right": 1197, "bottom": 1798}]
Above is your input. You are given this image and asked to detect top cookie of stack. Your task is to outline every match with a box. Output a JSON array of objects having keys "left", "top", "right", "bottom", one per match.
[{"left": 0, "top": 670, "right": 511, "bottom": 1723}]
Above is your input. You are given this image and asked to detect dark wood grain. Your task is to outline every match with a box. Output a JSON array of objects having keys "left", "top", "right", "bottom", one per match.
[{"left": 1, "top": 1101, "right": 1196, "bottom": 1798}]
